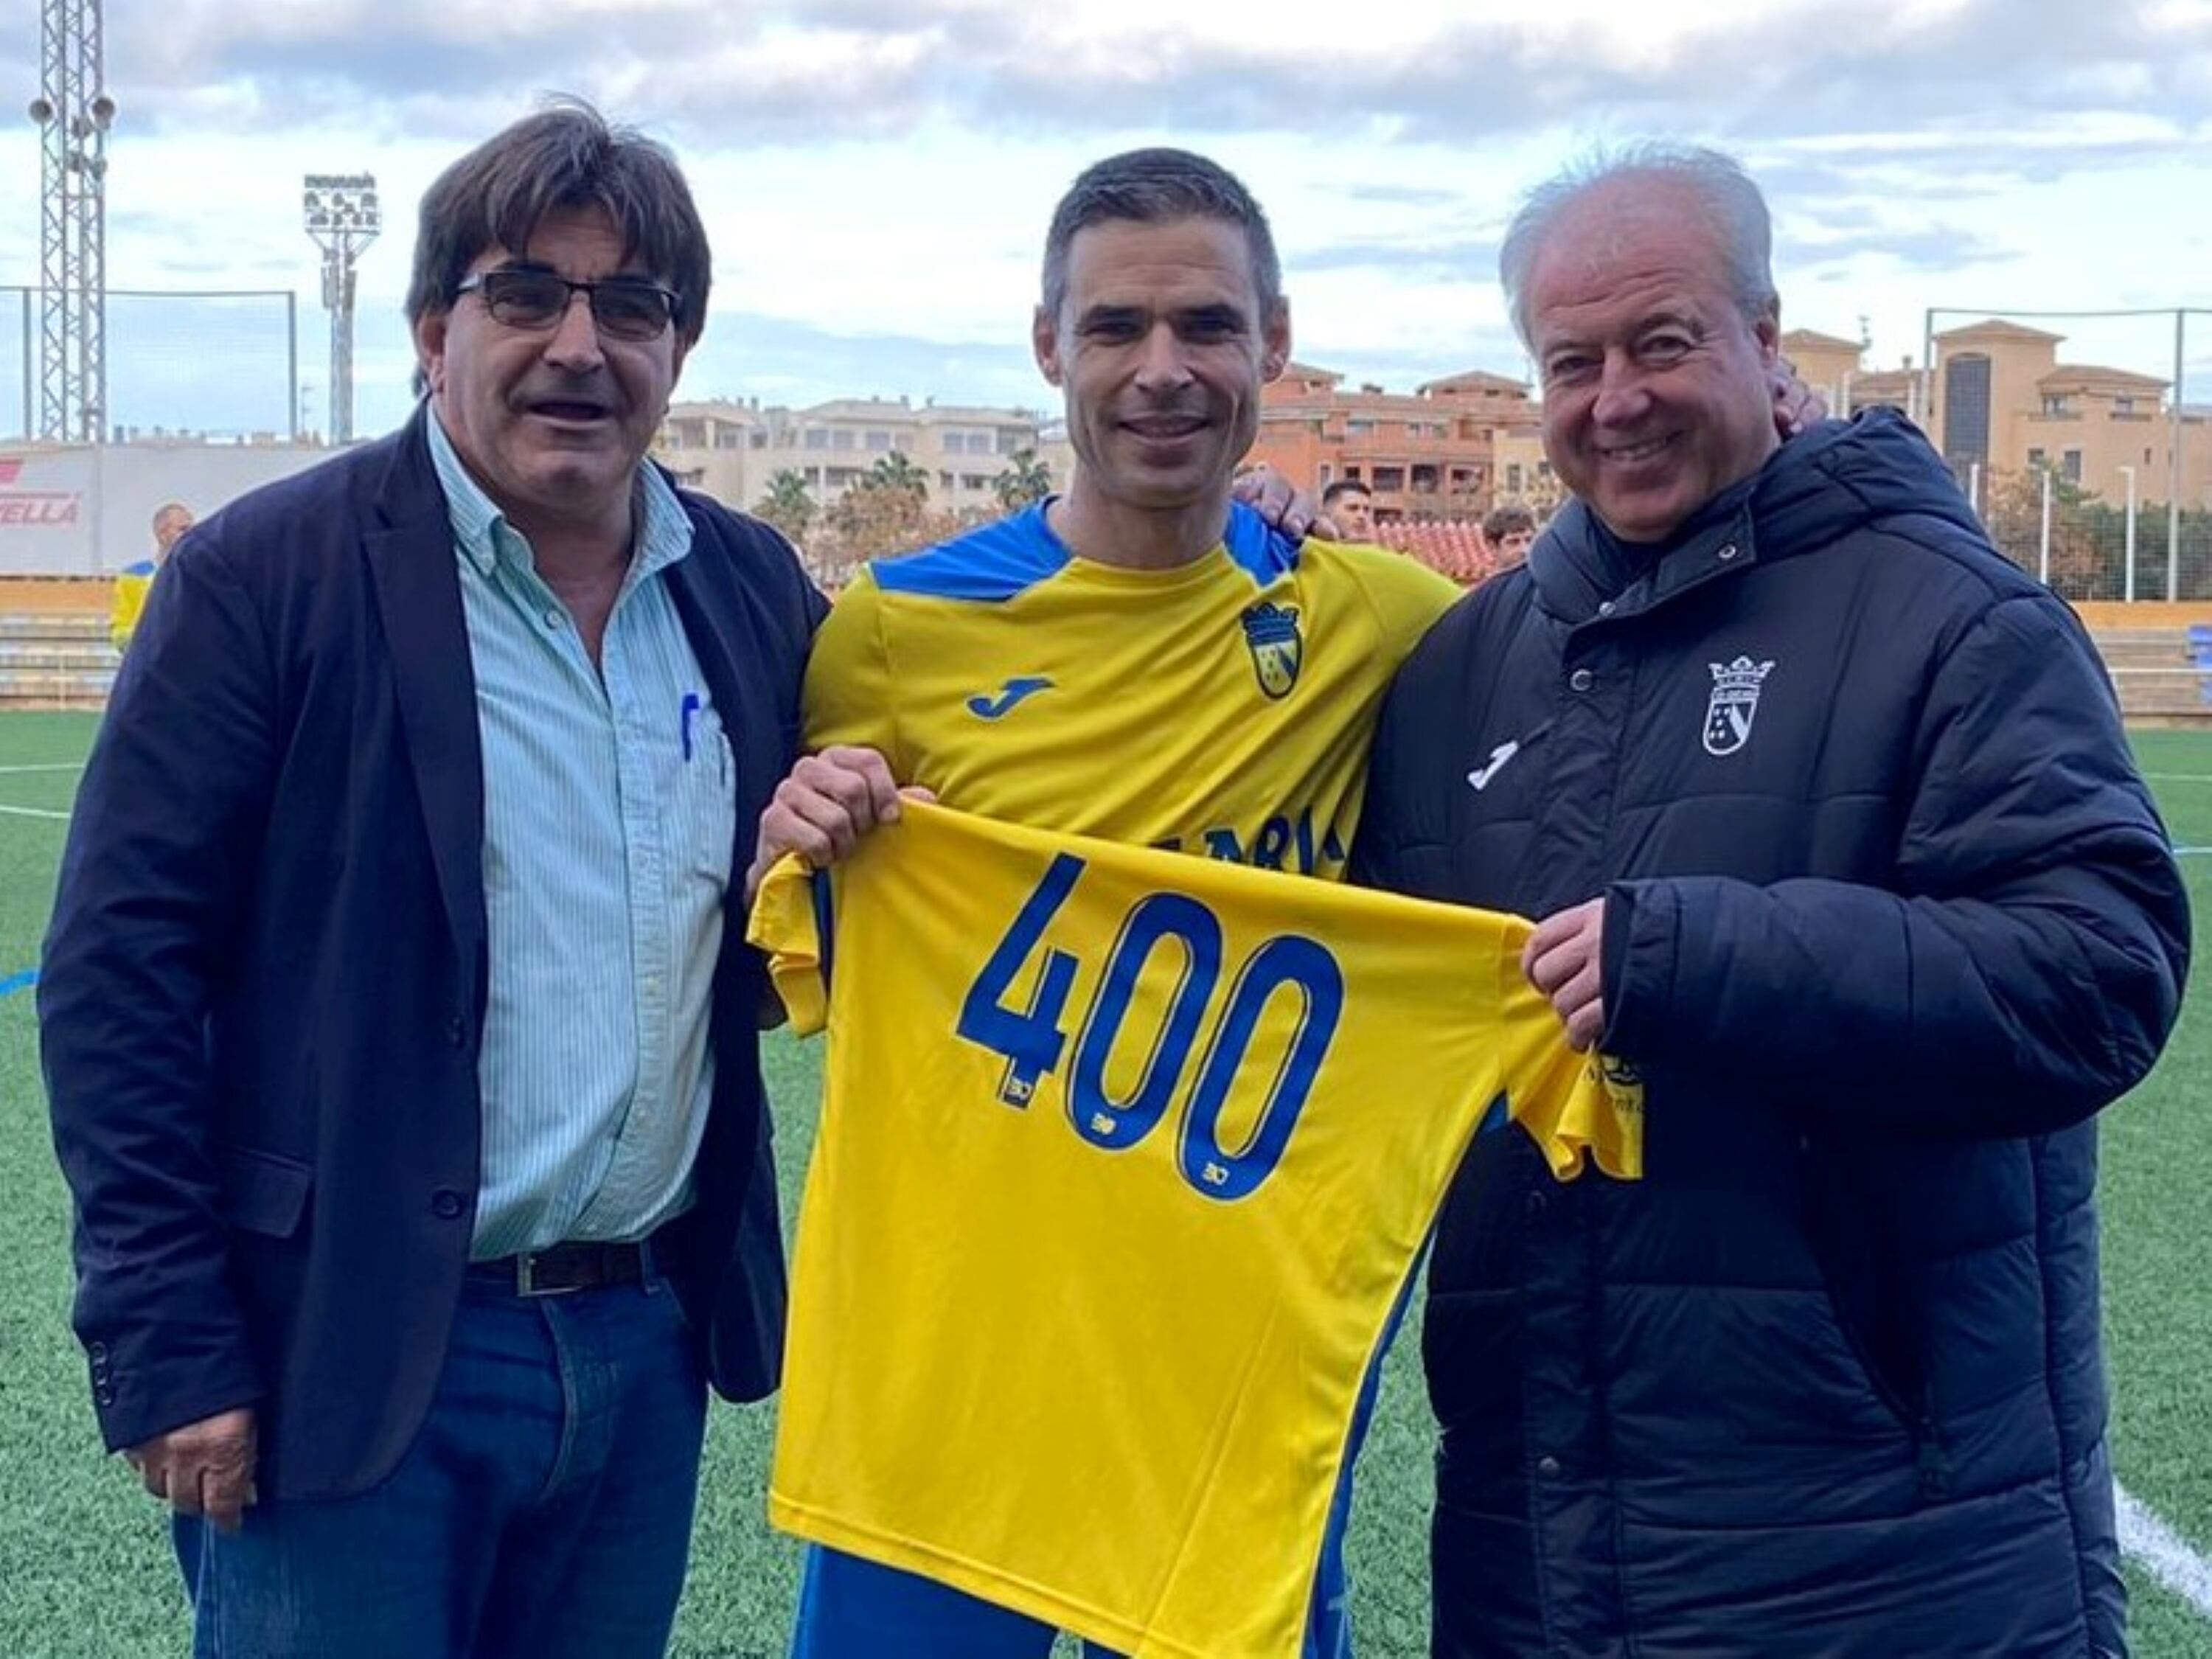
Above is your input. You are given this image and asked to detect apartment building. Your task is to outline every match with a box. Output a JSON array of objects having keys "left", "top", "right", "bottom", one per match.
[
  {"left": 1820, "top": 321, "right": 2212, "bottom": 511},
  {"left": 1243, "top": 361, "right": 1549, "bottom": 521},
  {"left": 655, "top": 395, "right": 1059, "bottom": 517}
]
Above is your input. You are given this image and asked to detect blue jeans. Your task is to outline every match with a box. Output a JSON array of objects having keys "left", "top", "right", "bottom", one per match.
[{"left": 172, "top": 1271, "right": 707, "bottom": 1659}]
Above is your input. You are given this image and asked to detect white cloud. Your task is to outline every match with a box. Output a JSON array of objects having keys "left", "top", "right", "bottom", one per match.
[{"left": 9, "top": 0, "right": 2211, "bottom": 436}]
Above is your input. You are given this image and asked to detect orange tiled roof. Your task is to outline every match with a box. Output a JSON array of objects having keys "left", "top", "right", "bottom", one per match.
[{"left": 1373, "top": 519, "right": 1490, "bottom": 585}]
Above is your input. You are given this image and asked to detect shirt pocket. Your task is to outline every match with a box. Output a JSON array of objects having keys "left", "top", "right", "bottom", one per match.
[{"left": 676, "top": 700, "right": 739, "bottom": 890}]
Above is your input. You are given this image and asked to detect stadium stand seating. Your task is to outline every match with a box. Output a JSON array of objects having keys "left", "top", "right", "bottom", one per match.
[{"left": 0, "top": 613, "right": 114, "bottom": 709}]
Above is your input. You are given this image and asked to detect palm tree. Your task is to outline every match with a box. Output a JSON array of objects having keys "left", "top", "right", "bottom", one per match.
[
  {"left": 993, "top": 448, "right": 1054, "bottom": 511},
  {"left": 868, "top": 450, "right": 930, "bottom": 501},
  {"left": 754, "top": 469, "right": 816, "bottom": 543}
]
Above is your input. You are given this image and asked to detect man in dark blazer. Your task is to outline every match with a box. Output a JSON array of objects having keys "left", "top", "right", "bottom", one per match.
[{"left": 41, "top": 100, "right": 822, "bottom": 1658}]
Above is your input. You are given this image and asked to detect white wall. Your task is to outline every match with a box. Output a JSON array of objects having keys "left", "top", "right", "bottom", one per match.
[{"left": 0, "top": 442, "right": 335, "bottom": 574}]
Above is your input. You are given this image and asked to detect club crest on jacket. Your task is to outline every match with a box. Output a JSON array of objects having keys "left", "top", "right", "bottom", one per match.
[{"left": 1703, "top": 656, "right": 1775, "bottom": 757}]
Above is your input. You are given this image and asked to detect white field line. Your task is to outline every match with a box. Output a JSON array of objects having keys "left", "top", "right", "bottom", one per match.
[
  {"left": 0, "top": 802, "right": 69, "bottom": 821},
  {"left": 2118, "top": 1484, "right": 2212, "bottom": 1621},
  {"left": 0, "top": 762, "right": 83, "bottom": 774}
]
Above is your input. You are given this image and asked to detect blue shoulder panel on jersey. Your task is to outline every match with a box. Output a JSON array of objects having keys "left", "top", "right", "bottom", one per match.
[
  {"left": 119, "top": 559, "right": 157, "bottom": 577},
  {"left": 1221, "top": 501, "right": 1301, "bottom": 587},
  {"left": 869, "top": 504, "right": 1071, "bottom": 602}
]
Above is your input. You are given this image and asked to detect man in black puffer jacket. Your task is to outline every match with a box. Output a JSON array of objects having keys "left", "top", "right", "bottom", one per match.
[{"left": 1352, "top": 142, "right": 2189, "bottom": 1658}]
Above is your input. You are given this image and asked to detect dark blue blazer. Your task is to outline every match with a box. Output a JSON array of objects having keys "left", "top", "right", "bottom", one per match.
[{"left": 41, "top": 409, "right": 826, "bottom": 1500}]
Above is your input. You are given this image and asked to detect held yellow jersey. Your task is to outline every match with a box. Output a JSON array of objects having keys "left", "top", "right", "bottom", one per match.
[
  {"left": 804, "top": 501, "right": 1459, "bottom": 877},
  {"left": 750, "top": 802, "right": 1643, "bottom": 1659}
]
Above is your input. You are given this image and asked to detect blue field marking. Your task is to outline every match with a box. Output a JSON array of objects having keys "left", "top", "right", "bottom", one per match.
[{"left": 0, "top": 968, "right": 36, "bottom": 999}]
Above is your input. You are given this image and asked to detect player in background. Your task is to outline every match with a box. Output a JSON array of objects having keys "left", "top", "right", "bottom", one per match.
[{"left": 110, "top": 500, "right": 192, "bottom": 653}]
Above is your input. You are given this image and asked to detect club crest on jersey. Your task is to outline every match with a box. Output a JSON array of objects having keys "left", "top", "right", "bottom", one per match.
[
  {"left": 1703, "top": 655, "right": 1775, "bottom": 757},
  {"left": 1241, "top": 602, "right": 1303, "bottom": 700}
]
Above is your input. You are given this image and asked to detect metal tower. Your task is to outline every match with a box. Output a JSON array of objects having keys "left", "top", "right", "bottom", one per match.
[
  {"left": 302, "top": 174, "right": 380, "bottom": 445},
  {"left": 28, "top": 0, "right": 111, "bottom": 444}
]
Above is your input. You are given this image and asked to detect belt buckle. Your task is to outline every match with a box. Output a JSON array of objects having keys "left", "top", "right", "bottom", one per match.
[{"left": 515, "top": 1250, "right": 580, "bottom": 1298}]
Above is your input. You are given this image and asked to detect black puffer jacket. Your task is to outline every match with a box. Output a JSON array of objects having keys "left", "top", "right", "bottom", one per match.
[{"left": 1352, "top": 410, "right": 2189, "bottom": 1658}]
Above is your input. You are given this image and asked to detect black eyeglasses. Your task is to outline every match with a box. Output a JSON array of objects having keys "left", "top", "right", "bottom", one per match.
[{"left": 455, "top": 269, "right": 681, "bottom": 342}]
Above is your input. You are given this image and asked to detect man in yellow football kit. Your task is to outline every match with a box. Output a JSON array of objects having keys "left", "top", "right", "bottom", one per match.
[
  {"left": 754, "top": 147, "right": 1477, "bottom": 1659},
  {"left": 109, "top": 500, "right": 193, "bottom": 653}
]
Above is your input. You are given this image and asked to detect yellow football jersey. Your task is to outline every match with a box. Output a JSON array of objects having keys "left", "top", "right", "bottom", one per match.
[
  {"left": 804, "top": 501, "right": 1460, "bottom": 876},
  {"left": 751, "top": 802, "right": 1642, "bottom": 1659}
]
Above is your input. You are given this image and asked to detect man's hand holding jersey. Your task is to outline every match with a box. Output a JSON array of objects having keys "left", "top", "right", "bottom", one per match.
[
  {"left": 746, "top": 746, "right": 923, "bottom": 904},
  {"left": 1523, "top": 897, "right": 1607, "bottom": 1051}
]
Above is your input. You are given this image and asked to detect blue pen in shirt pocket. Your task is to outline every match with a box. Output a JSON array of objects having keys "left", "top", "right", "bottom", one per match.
[{"left": 680, "top": 691, "right": 703, "bottom": 761}]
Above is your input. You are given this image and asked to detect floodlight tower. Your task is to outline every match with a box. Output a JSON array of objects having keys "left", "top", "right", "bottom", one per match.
[
  {"left": 28, "top": 0, "right": 113, "bottom": 444},
  {"left": 302, "top": 173, "right": 380, "bottom": 444}
]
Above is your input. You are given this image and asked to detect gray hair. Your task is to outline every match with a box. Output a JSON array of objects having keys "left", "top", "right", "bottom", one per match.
[
  {"left": 1041, "top": 147, "right": 1283, "bottom": 323},
  {"left": 1498, "top": 142, "right": 1776, "bottom": 347}
]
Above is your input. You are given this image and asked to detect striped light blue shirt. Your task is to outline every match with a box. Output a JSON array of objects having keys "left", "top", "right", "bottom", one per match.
[{"left": 427, "top": 412, "right": 737, "bottom": 1257}]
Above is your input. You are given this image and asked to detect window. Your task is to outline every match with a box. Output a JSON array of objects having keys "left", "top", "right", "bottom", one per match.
[
  {"left": 803, "top": 428, "right": 829, "bottom": 451},
  {"left": 715, "top": 427, "right": 745, "bottom": 450},
  {"left": 749, "top": 430, "right": 768, "bottom": 449},
  {"left": 2027, "top": 448, "right": 2046, "bottom": 470},
  {"left": 998, "top": 429, "right": 1028, "bottom": 455},
  {"left": 830, "top": 428, "right": 856, "bottom": 451},
  {"left": 1346, "top": 419, "right": 1374, "bottom": 437},
  {"left": 1372, "top": 465, "right": 1405, "bottom": 492},
  {"left": 961, "top": 473, "right": 992, "bottom": 491},
  {"left": 1411, "top": 465, "right": 1439, "bottom": 493},
  {"left": 865, "top": 429, "right": 894, "bottom": 452},
  {"left": 2062, "top": 449, "right": 2083, "bottom": 483},
  {"left": 1506, "top": 463, "right": 1524, "bottom": 493},
  {"left": 1944, "top": 355, "right": 1992, "bottom": 470},
  {"left": 2042, "top": 394, "right": 2070, "bottom": 416},
  {"left": 2115, "top": 396, "right": 2135, "bottom": 416}
]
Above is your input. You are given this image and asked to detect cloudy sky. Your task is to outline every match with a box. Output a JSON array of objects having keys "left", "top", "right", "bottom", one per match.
[{"left": 6, "top": 0, "right": 2211, "bottom": 441}]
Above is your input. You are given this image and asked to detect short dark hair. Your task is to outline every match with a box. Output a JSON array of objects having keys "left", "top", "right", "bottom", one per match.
[
  {"left": 406, "top": 97, "right": 711, "bottom": 348},
  {"left": 1041, "top": 147, "right": 1282, "bottom": 322},
  {"left": 1321, "top": 480, "right": 1371, "bottom": 508},
  {"left": 1484, "top": 501, "right": 1537, "bottom": 540}
]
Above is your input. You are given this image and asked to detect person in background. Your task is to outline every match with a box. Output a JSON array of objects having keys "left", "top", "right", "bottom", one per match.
[
  {"left": 1320, "top": 478, "right": 1375, "bottom": 540},
  {"left": 109, "top": 499, "right": 192, "bottom": 653},
  {"left": 1478, "top": 499, "right": 1534, "bottom": 574}
]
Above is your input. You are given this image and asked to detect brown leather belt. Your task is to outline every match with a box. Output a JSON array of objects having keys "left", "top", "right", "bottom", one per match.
[{"left": 468, "top": 1235, "right": 661, "bottom": 1298}]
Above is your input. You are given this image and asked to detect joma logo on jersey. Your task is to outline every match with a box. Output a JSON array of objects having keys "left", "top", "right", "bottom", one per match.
[
  {"left": 1240, "top": 602, "right": 1303, "bottom": 699},
  {"left": 1703, "top": 655, "right": 1775, "bottom": 757}
]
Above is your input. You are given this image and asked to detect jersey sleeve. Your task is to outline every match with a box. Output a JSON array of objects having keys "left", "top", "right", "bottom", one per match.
[
  {"left": 1346, "top": 544, "right": 1463, "bottom": 666},
  {"left": 801, "top": 569, "right": 903, "bottom": 765},
  {"left": 1485, "top": 925, "right": 1646, "bottom": 1182},
  {"left": 745, "top": 855, "right": 832, "bottom": 1037}
]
